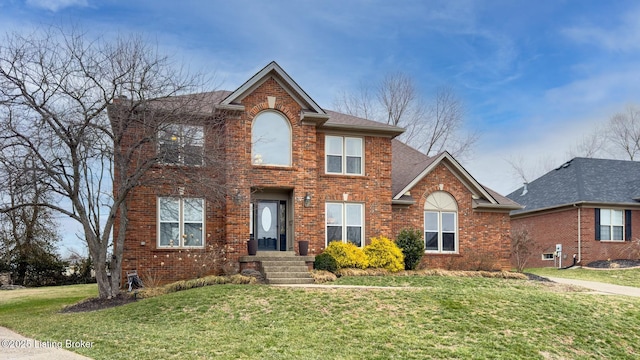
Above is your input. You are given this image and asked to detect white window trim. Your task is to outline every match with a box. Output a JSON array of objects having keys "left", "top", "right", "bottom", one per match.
[
  {"left": 157, "top": 197, "right": 205, "bottom": 249},
  {"left": 325, "top": 202, "right": 364, "bottom": 247},
  {"left": 541, "top": 253, "right": 554, "bottom": 261},
  {"left": 424, "top": 211, "right": 458, "bottom": 254},
  {"left": 600, "top": 208, "right": 625, "bottom": 242},
  {"left": 325, "top": 135, "right": 364, "bottom": 175},
  {"left": 158, "top": 124, "right": 204, "bottom": 166},
  {"left": 251, "top": 110, "right": 292, "bottom": 167}
]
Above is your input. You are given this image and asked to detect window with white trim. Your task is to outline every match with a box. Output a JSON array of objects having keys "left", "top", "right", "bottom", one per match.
[
  {"left": 541, "top": 253, "right": 554, "bottom": 261},
  {"left": 158, "top": 124, "right": 204, "bottom": 166},
  {"left": 326, "top": 202, "right": 363, "bottom": 247},
  {"left": 325, "top": 136, "right": 363, "bottom": 175},
  {"left": 424, "top": 192, "right": 458, "bottom": 253},
  {"left": 599, "top": 209, "right": 624, "bottom": 241},
  {"left": 251, "top": 111, "right": 292, "bottom": 166},
  {"left": 158, "top": 197, "right": 204, "bottom": 248}
]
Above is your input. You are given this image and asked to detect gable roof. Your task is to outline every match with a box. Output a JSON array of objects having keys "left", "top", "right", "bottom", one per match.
[
  {"left": 391, "top": 139, "right": 521, "bottom": 210},
  {"left": 507, "top": 157, "right": 640, "bottom": 215},
  {"left": 221, "top": 61, "right": 326, "bottom": 115}
]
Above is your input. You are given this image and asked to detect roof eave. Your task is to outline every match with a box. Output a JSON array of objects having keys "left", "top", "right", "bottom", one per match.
[
  {"left": 510, "top": 200, "right": 640, "bottom": 218},
  {"left": 320, "top": 123, "right": 405, "bottom": 138}
]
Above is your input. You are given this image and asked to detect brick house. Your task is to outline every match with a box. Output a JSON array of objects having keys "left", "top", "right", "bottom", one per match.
[
  {"left": 507, "top": 157, "right": 640, "bottom": 268},
  {"left": 112, "top": 62, "right": 520, "bottom": 284}
]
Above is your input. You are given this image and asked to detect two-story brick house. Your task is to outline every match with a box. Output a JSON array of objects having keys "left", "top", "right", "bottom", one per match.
[{"left": 112, "top": 62, "right": 520, "bottom": 284}]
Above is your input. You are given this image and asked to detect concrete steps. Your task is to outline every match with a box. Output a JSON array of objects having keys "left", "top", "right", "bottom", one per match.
[{"left": 247, "top": 252, "right": 315, "bottom": 285}]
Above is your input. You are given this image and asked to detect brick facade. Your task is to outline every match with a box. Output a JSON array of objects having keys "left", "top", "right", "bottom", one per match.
[
  {"left": 512, "top": 207, "right": 640, "bottom": 268},
  {"left": 392, "top": 163, "right": 512, "bottom": 271},
  {"left": 116, "top": 63, "right": 515, "bottom": 283}
]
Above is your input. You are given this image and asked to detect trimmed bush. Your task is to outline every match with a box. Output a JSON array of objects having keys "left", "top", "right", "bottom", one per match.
[
  {"left": 364, "top": 236, "right": 404, "bottom": 272},
  {"left": 314, "top": 252, "right": 338, "bottom": 273},
  {"left": 323, "top": 241, "right": 369, "bottom": 269},
  {"left": 396, "top": 228, "right": 425, "bottom": 270}
]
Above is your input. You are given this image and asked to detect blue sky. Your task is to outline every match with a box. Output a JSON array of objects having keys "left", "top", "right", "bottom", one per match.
[{"left": 2, "top": 0, "right": 639, "bottom": 254}]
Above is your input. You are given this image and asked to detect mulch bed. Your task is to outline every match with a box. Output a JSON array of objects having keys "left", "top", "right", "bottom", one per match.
[
  {"left": 584, "top": 259, "right": 640, "bottom": 269},
  {"left": 61, "top": 293, "right": 138, "bottom": 313}
]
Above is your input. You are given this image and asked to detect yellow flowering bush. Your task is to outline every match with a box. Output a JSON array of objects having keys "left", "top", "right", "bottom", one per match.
[
  {"left": 364, "top": 236, "right": 405, "bottom": 272},
  {"left": 323, "top": 241, "right": 369, "bottom": 269}
]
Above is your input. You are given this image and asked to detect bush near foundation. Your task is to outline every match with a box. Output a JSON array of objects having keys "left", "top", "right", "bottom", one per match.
[
  {"left": 323, "top": 241, "right": 369, "bottom": 269},
  {"left": 314, "top": 252, "right": 338, "bottom": 273},
  {"left": 364, "top": 236, "right": 404, "bottom": 272},
  {"left": 395, "top": 228, "right": 425, "bottom": 270}
]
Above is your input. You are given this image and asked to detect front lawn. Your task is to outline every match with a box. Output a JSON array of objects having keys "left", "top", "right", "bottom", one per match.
[
  {"left": 526, "top": 267, "right": 640, "bottom": 288},
  {"left": 1, "top": 277, "right": 639, "bottom": 359}
]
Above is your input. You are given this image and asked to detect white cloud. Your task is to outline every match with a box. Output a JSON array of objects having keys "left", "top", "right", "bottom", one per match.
[
  {"left": 26, "top": 0, "right": 88, "bottom": 12},
  {"left": 562, "top": 7, "right": 640, "bottom": 51}
]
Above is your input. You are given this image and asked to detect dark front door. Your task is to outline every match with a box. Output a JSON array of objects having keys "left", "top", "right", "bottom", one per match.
[{"left": 255, "top": 200, "right": 287, "bottom": 251}]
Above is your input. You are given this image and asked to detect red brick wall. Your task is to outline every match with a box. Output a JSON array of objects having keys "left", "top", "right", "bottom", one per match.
[
  {"left": 512, "top": 207, "right": 640, "bottom": 268},
  {"left": 392, "top": 163, "right": 512, "bottom": 271}
]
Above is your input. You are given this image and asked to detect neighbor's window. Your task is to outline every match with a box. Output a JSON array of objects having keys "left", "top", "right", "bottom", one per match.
[
  {"left": 424, "top": 191, "right": 458, "bottom": 253},
  {"left": 158, "top": 197, "right": 204, "bottom": 248},
  {"left": 541, "top": 253, "right": 554, "bottom": 261},
  {"left": 325, "top": 136, "right": 363, "bottom": 175},
  {"left": 326, "top": 202, "right": 363, "bottom": 247},
  {"left": 599, "top": 209, "right": 624, "bottom": 241},
  {"left": 251, "top": 111, "right": 292, "bottom": 166},
  {"left": 158, "top": 124, "right": 204, "bottom": 166}
]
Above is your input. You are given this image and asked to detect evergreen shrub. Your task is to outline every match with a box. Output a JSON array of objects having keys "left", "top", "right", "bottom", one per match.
[
  {"left": 364, "top": 236, "right": 404, "bottom": 272},
  {"left": 396, "top": 228, "right": 425, "bottom": 270}
]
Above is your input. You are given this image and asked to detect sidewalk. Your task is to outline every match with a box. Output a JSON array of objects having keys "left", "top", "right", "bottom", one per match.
[
  {"left": 0, "top": 326, "right": 92, "bottom": 360},
  {"left": 546, "top": 277, "right": 640, "bottom": 297}
]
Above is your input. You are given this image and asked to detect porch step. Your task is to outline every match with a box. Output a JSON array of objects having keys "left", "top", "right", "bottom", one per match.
[
  {"left": 261, "top": 258, "right": 314, "bottom": 285},
  {"left": 266, "top": 277, "right": 315, "bottom": 285}
]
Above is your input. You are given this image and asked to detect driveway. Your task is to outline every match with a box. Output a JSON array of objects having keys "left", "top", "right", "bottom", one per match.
[{"left": 546, "top": 277, "right": 640, "bottom": 297}]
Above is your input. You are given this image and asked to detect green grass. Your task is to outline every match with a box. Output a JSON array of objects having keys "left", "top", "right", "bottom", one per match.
[
  {"left": 1, "top": 278, "right": 640, "bottom": 359},
  {"left": 526, "top": 267, "right": 640, "bottom": 288}
]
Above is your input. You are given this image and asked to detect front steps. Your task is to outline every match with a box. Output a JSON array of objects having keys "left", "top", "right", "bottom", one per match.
[{"left": 239, "top": 252, "right": 315, "bottom": 284}]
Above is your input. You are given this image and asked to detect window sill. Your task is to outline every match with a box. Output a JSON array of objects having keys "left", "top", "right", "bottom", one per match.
[
  {"left": 154, "top": 246, "right": 206, "bottom": 251},
  {"left": 252, "top": 165, "right": 296, "bottom": 171},
  {"left": 425, "top": 251, "right": 460, "bottom": 256},
  {"left": 321, "top": 173, "right": 368, "bottom": 179}
]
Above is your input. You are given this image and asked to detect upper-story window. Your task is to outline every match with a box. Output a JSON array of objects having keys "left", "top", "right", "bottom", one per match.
[
  {"left": 325, "top": 135, "right": 363, "bottom": 175},
  {"left": 251, "top": 111, "right": 291, "bottom": 166},
  {"left": 158, "top": 124, "right": 204, "bottom": 166},
  {"left": 424, "top": 191, "right": 458, "bottom": 253}
]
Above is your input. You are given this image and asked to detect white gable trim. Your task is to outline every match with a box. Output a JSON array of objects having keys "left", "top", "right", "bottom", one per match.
[
  {"left": 221, "top": 61, "right": 325, "bottom": 115},
  {"left": 393, "top": 152, "right": 498, "bottom": 205}
]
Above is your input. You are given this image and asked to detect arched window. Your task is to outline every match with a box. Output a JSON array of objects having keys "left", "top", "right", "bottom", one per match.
[
  {"left": 424, "top": 191, "right": 458, "bottom": 253},
  {"left": 251, "top": 111, "right": 291, "bottom": 166}
]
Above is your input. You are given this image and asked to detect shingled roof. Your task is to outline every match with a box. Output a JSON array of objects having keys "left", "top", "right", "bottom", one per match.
[
  {"left": 391, "top": 139, "right": 520, "bottom": 210},
  {"left": 507, "top": 157, "right": 640, "bottom": 215}
]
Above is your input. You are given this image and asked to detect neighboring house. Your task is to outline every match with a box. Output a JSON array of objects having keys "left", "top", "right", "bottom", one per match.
[
  {"left": 111, "top": 62, "right": 520, "bottom": 283},
  {"left": 507, "top": 157, "right": 640, "bottom": 268}
]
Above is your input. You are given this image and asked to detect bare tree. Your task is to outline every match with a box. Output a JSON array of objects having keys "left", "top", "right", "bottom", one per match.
[
  {"left": 333, "top": 73, "right": 477, "bottom": 159},
  {"left": 565, "top": 127, "right": 607, "bottom": 159},
  {"left": 608, "top": 106, "right": 640, "bottom": 160},
  {"left": 511, "top": 227, "right": 537, "bottom": 272},
  {"left": 0, "top": 27, "right": 226, "bottom": 298}
]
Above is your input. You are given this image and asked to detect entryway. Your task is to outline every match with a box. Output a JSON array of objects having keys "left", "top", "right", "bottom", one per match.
[{"left": 250, "top": 189, "right": 291, "bottom": 252}]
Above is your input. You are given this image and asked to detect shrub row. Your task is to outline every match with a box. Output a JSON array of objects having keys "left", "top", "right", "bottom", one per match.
[
  {"left": 315, "top": 228, "right": 425, "bottom": 273},
  {"left": 316, "top": 237, "right": 405, "bottom": 273}
]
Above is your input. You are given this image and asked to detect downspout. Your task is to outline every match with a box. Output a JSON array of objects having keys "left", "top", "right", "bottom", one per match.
[{"left": 574, "top": 204, "right": 582, "bottom": 264}]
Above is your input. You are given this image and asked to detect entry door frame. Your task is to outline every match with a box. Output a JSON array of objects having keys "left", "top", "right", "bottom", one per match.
[{"left": 250, "top": 189, "right": 293, "bottom": 252}]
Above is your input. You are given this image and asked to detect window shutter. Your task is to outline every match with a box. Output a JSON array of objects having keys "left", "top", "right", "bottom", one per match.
[
  {"left": 625, "top": 210, "right": 632, "bottom": 241},
  {"left": 594, "top": 208, "right": 601, "bottom": 241}
]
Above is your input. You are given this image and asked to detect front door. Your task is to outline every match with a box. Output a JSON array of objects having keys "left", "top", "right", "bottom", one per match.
[{"left": 254, "top": 200, "right": 287, "bottom": 251}]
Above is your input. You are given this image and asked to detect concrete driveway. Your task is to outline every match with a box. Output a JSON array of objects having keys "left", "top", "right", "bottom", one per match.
[{"left": 546, "top": 277, "right": 640, "bottom": 297}]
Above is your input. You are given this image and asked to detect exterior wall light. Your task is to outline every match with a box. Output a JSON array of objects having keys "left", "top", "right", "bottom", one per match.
[{"left": 304, "top": 192, "right": 312, "bottom": 207}]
